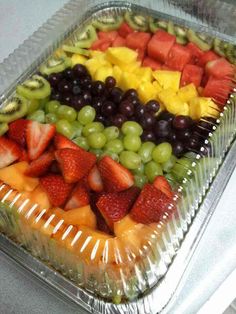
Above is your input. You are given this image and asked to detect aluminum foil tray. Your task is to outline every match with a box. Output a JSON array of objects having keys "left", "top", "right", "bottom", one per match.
[{"left": 0, "top": 0, "right": 235, "bottom": 313}]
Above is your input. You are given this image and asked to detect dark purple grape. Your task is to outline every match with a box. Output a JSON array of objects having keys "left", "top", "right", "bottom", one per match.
[
  {"left": 186, "top": 137, "right": 200, "bottom": 151},
  {"left": 157, "top": 111, "right": 175, "bottom": 123},
  {"left": 154, "top": 120, "right": 171, "bottom": 138},
  {"left": 62, "top": 93, "right": 73, "bottom": 106},
  {"left": 50, "top": 90, "right": 61, "bottom": 101},
  {"left": 123, "top": 89, "right": 138, "bottom": 100},
  {"left": 139, "top": 113, "right": 156, "bottom": 130},
  {"left": 135, "top": 105, "right": 146, "bottom": 119},
  {"left": 96, "top": 115, "right": 107, "bottom": 124},
  {"left": 82, "top": 91, "right": 92, "bottom": 104},
  {"left": 109, "top": 87, "right": 123, "bottom": 104},
  {"left": 111, "top": 114, "right": 127, "bottom": 127},
  {"left": 146, "top": 100, "right": 160, "bottom": 114},
  {"left": 155, "top": 137, "right": 167, "bottom": 145},
  {"left": 172, "top": 115, "right": 193, "bottom": 130},
  {"left": 130, "top": 97, "right": 140, "bottom": 107},
  {"left": 141, "top": 130, "right": 156, "bottom": 142},
  {"left": 177, "top": 129, "right": 192, "bottom": 141},
  {"left": 91, "top": 81, "right": 106, "bottom": 96},
  {"left": 72, "top": 64, "right": 88, "bottom": 78},
  {"left": 119, "top": 100, "right": 134, "bottom": 117},
  {"left": 71, "top": 95, "right": 85, "bottom": 110},
  {"left": 48, "top": 73, "right": 63, "bottom": 88},
  {"left": 71, "top": 78, "right": 80, "bottom": 86},
  {"left": 72, "top": 85, "right": 81, "bottom": 95},
  {"left": 58, "top": 80, "right": 72, "bottom": 94},
  {"left": 101, "top": 101, "right": 116, "bottom": 117},
  {"left": 105, "top": 76, "right": 116, "bottom": 89},
  {"left": 80, "top": 75, "right": 92, "bottom": 89},
  {"left": 63, "top": 68, "right": 73, "bottom": 80},
  {"left": 168, "top": 131, "right": 177, "bottom": 142},
  {"left": 172, "top": 141, "right": 185, "bottom": 157},
  {"left": 92, "top": 97, "right": 103, "bottom": 113}
]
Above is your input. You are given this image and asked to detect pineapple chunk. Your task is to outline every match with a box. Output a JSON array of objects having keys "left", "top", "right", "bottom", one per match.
[
  {"left": 138, "top": 81, "right": 158, "bottom": 104},
  {"left": 158, "top": 88, "right": 189, "bottom": 115},
  {"left": 134, "top": 67, "right": 153, "bottom": 82},
  {"left": 153, "top": 70, "right": 181, "bottom": 92},
  {"left": 119, "top": 72, "right": 139, "bottom": 91},
  {"left": 152, "top": 80, "right": 163, "bottom": 93},
  {"left": 94, "top": 66, "right": 113, "bottom": 82},
  {"left": 71, "top": 54, "right": 88, "bottom": 66},
  {"left": 178, "top": 83, "right": 198, "bottom": 103},
  {"left": 85, "top": 58, "right": 111, "bottom": 78},
  {"left": 89, "top": 50, "right": 106, "bottom": 59},
  {"left": 106, "top": 47, "right": 138, "bottom": 66},
  {"left": 113, "top": 66, "right": 122, "bottom": 85},
  {"left": 119, "top": 61, "right": 141, "bottom": 73},
  {"left": 189, "top": 97, "right": 219, "bottom": 120}
]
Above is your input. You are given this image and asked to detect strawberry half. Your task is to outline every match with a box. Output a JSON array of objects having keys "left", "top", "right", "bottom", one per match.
[
  {"left": 8, "top": 119, "right": 29, "bottom": 147},
  {"left": 54, "top": 134, "right": 81, "bottom": 151},
  {"left": 130, "top": 184, "right": 176, "bottom": 224},
  {"left": 0, "top": 136, "right": 22, "bottom": 168},
  {"left": 96, "top": 186, "right": 140, "bottom": 230},
  {"left": 40, "top": 174, "right": 73, "bottom": 207},
  {"left": 98, "top": 156, "right": 134, "bottom": 192},
  {"left": 65, "top": 182, "right": 90, "bottom": 210},
  {"left": 26, "top": 121, "right": 56, "bottom": 160},
  {"left": 25, "top": 151, "right": 55, "bottom": 177},
  {"left": 55, "top": 148, "right": 96, "bottom": 183},
  {"left": 153, "top": 175, "right": 174, "bottom": 198},
  {"left": 87, "top": 165, "right": 104, "bottom": 192}
]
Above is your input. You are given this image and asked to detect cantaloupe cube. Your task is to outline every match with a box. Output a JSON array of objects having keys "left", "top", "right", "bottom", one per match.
[
  {"left": 178, "top": 83, "right": 198, "bottom": 103},
  {"left": 29, "top": 185, "right": 51, "bottom": 209},
  {"left": 153, "top": 70, "right": 181, "bottom": 92}
]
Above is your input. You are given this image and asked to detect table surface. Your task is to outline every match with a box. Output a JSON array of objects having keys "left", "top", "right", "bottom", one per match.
[{"left": 0, "top": 1, "right": 236, "bottom": 313}]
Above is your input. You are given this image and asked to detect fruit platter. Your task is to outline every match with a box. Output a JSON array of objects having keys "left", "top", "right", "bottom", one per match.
[{"left": 0, "top": 1, "right": 235, "bottom": 313}]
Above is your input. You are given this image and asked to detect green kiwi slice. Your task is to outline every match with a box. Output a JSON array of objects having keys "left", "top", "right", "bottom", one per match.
[
  {"left": 167, "top": 21, "right": 175, "bottom": 35},
  {"left": 213, "top": 38, "right": 227, "bottom": 57},
  {"left": 226, "top": 43, "right": 236, "bottom": 65},
  {"left": 0, "top": 123, "right": 9, "bottom": 136},
  {"left": 62, "top": 45, "right": 90, "bottom": 56},
  {"left": 75, "top": 25, "right": 97, "bottom": 48},
  {"left": 187, "top": 29, "right": 212, "bottom": 51},
  {"left": 149, "top": 17, "right": 167, "bottom": 33},
  {"left": 124, "top": 12, "right": 148, "bottom": 31},
  {"left": 39, "top": 56, "right": 71, "bottom": 76},
  {"left": 16, "top": 75, "right": 51, "bottom": 100},
  {"left": 175, "top": 26, "right": 187, "bottom": 38},
  {"left": 93, "top": 15, "right": 123, "bottom": 31},
  {"left": 176, "top": 36, "right": 188, "bottom": 45},
  {"left": 0, "top": 95, "right": 28, "bottom": 123}
]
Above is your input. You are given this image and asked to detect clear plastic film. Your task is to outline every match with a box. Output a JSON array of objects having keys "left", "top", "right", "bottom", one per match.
[{"left": 0, "top": 1, "right": 236, "bottom": 313}]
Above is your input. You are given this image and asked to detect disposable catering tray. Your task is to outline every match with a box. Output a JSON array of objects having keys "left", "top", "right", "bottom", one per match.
[{"left": 0, "top": 0, "right": 236, "bottom": 313}]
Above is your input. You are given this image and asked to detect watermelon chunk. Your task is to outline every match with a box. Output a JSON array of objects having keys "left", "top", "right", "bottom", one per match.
[
  {"left": 186, "top": 42, "right": 204, "bottom": 64},
  {"left": 147, "top": 30, "right": 176, "bottom": 63},
  {"left": 197, "top": 50, "right": 220, "bottom": 67},
  {"left": 98, "top": 31, "right": 118, "bottom": 43},
  {"left": 203, "top": 76, "right": 232, "bottom": 107},
  {"left": 181, "top": 64, "right": 203, "bottom": 87},
  {"left": 142, "top": 57, "right": 162, "bottom": 70},
  {"left": 112, "top": 35, "right": 126, "bottom": 47},
  {"left": 165, "top": 44, "right": 191, "bottom": 71},
  {"left": 126, "top": 32, "right": 151, "bottom": 51},
  {"left": 205, "top": 58, "right": 234, "bottom": 79},
  {"left": 91, "top": 38, "right": 112, "bottom": 51},
  {"left": 118, "top": 22, "right": 134, "bottom": 38}
]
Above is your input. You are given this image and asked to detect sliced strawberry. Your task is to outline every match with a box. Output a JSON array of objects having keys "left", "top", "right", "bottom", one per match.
[
  {"left": 65, "top": 182, "right": 90, "bottom": 210},
  {"left": 26, "top": 121, "right": 56, "bottom": 160},
  {"left": 8, "top": 119, "right": 29, "bottom": 147},
  {"left": 19, "top": 149, "right": 30, "bottom": 162},
  {"left": 55, "top": 148, "right": 96, "bottom": 183},
  {"left": 90, "top": 194, "right": 112, "bottom": 234},
  {"left": 130, "top": 184, "right": 175, "bottom": 224},
  {"left": 96, "top": 186, "right": 140, "bottom": 230},
  {"left": 87, "top": 165, "right": 104, "bottom": 192},
  {"left": 153, "top": 175, "right": 173, "bottom": 198},
  {"left": 40, "top": 174, "right": 73, "bottom": 207},
  {"left": 0, "top": 136, "right": 22, "bottom": 168},
  {"left": 98, "top": 156, "right": 134, "bottom": 192},
  {"left": 54, "top": 133, "right": 81, "bottom": 151},
  {"left": 118, "top": 22, "right": 134, "bottom": 38},
  {"left": 25, "top": 151, "right": 55, "bottom": 177}
]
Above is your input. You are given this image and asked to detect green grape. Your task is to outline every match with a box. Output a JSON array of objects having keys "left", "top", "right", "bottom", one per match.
[
  {"left": 171, "top": 157, "right": 193, "bottom": 181},
  {"left": 121, "top": 121, "right": 143, "bottom": 136},
  {"left": 45, "top": 113, "right": 57, "bottom": 124},
  {"left": 144, "top": 161, "right": 163, "bottom": 182},
  {"left": 78, "top": 105, "right": 96, "bottom": 125},
  {"left": 27, "top": 110, "right": 45, "bottom": 123},
  {"left": 162, "top": 155, "right": 177, "bottom": 173},
  {"left": 152, "top": 142, "right": 172, "bottom": 164},
  {"left": 134, "top": 174, "right": 148, "bottom": 188},
  {"left": 0, "top": 123, "right": 9, "bottom": 136},
  {"left": 89, "top": 148, "right": 103, "bottom": 158},
  {"left": 101, "top": 150, "right": 119, "bottom": 162},
  {"left": 103, "top": 126, "right": 120, "bottom": 141},
  {"left": 88, "top": 132, "right": 107, "bottom": 149},
  {"left": 82, "top": 122, "right": 104, "bottom": 137},
  {"left": 45, "top": 100, "right": 60, "bottom": 114},
  {"left": 56, "top": 119, "right": 74, "bottom": 139},
  {"left": 57, "top": 105, "right": 77, "bottom": 122},
  {"left": 133, "top": 163, "right": 145, "bottom": 175},
  {"left": 120, "top": 151, "right": 141, "bottom": 170},
  {"left": 138, "top": 141, "right": 155, "bottom": 163},
  {"left": 73, "top": 136, "right": 89, "bottom": 150},
  {"left": 123, "top": 135, "right": 141, "bottom": 152},
  {"left": 27, "top": 99, "right": 40, "bottom": 114},
  {"left": 71, "top": 121, "right": 83, "bottom": 137},
  {"left": 105, "top": 139, "right": 124, "bottom": 154}
]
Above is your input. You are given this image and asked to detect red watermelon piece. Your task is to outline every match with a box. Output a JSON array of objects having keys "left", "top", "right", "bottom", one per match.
[
  {"left": 165, "top": 44, "right": 191, "bottom": 71},
  {"left": 126, "top": 31, "right": 151, "bottom": 51},
  {"left": 181, "top": 64, "right": 203, "bottom": 87},
  {"left": 118, "top": 22, "right": 134, "bottom": 38},
  {"left": 205, "top": 58, "right": 234, "bottom": 79},
  {"left": 197, "top": 50, "right": 220, "bottom": 67},
  {"left": 91, "top": 38, "right": 112, "bottom": 51},
  {"left": 112, "top": 35, "right": 126, "bottom": 47},
  {"left": 98, "top": 31, "right": 118, "bottom": 43},
  {"left": 186, "top": 42, "right": 204, "bottom": 64},
  {"left": 142, "top": 57, "right": 162, "bottom": 70},
  {"left": 203, "top": 76, "right": 232, "bottom": 107}
]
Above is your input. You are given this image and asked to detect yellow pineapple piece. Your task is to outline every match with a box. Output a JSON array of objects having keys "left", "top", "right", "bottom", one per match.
[
  {"left": 94, "top": 66, "right": 113, "bottom": 82},
  {"left": 71, "top": 54, "right": 88, "bottom": 66},
  {"left": 119, "top": 72, "right": 139, "bottom": 91},
  {"left": 119, "top": 61, "right": 141, "bottom": 73},
  {"left": 134, "top": 67, "right": 153, "bottom": 82},
  {"left": 178, "top": 83, "right": 198, "bottom": 103},
  {"left": 153, "top": 70, "right": 181, "bottom": 92},
  {"left": 106, "top": 47, "right": 138, "bottom": 66},
  {"left": 138, "top": 81, "right": 158, "bottom": 104},
  {"left": 158, "top": 88, "right": 189, "bottom": 115},
  {"left": 89, "top": 50, "right": 106, "bottom": 59},
  {"left": 113, "top": 66, "right": 122, "bottom": 85},
  {"left": 189, "top": 97, "right": 220, "bottom": 120},
  {"left": 85, "top": 58, "right": 111, "bottom": 78},
  {"left": 152, "top": 80, "right": 163, "bottom": 93}
]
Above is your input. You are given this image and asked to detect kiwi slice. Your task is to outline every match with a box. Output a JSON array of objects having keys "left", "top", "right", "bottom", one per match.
[
  {"left": 176, "top": 36, "right": 188, "bottom": 45},
  {"left": 17, "top": 75, "right": 51, "bottom": 100},
  {"left": 175, "top": 26, "right": 187, "bottom": 38},
  {"left": 124, "top": 12, "right": 148, "bottom": 31},
  {"left": 0, "top": 95, "right": 28, "bottom": 123},
  {"left": 0, "top": 123, "right": 9, "bottom": 136},
  {"left": 226, "top": 43, "right": 236, "bottom": 65},
  {"left": 167, "top": 21, "right": 175, "bottom": 35},
  {"left": 93, "top": 15, "right": 123, "bottom": 31},
  {"left": 187, "top": 29, "right": 212, "bottom": 51},
  {"left": 213, "top": 38, "right": 227, "bottom": 57},
  {"left": 62, "top": 45, "right": 90, "bottom": 56},
  {"left": 149, "top": 17, "right": 167, "bottom": 33},
  {"left": 39, "top": 56, "right": 71, "bottom": 76},
  {"left": 75, "top": 25, "right": 97, "bottom": 48}
]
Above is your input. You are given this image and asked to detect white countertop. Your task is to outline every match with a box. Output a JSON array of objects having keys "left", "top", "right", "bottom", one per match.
[{"left": 0, "top": 1, "right": 236, "bottom": 313}]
